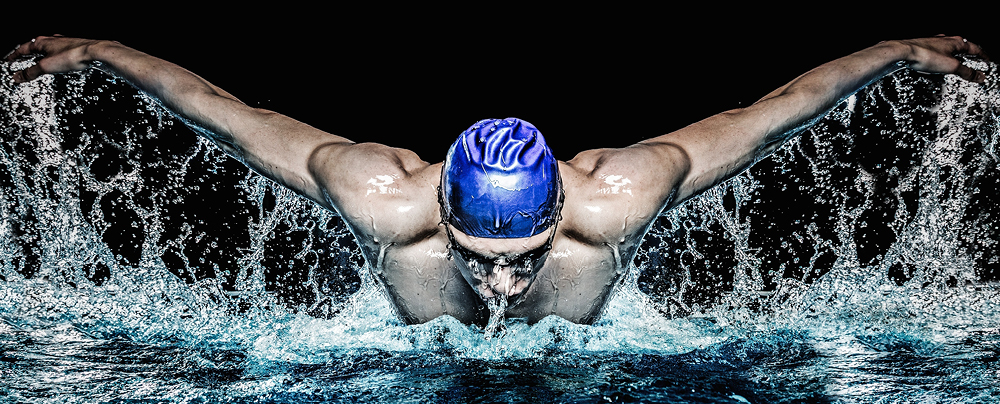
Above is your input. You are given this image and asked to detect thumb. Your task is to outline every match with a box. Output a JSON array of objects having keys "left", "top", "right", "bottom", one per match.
[
  {"left": 954, "top": 64, "right": 986, "bottom": 83},
  {"left": 12, "top": 64, "right": 45, "bottom": 84}
]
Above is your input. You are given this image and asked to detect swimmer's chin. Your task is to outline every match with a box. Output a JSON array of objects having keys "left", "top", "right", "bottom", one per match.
[{"left": 471, "top": 272, "right": 535, "bottom": 304}]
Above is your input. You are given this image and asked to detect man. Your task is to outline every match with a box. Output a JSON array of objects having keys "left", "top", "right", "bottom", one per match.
[{"left": 6, "top": 35, "right": 988, "bottom": 326}]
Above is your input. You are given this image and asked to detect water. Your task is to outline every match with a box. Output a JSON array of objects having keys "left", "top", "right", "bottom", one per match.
[
  {"left": 1, "top": 56, "right": 999, "bottom": 403},
  {"left": 485, "top": 294, "right": 508, "bottom": 341}
]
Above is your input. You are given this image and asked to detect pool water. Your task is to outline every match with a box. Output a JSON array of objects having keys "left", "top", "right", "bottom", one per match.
[{"left": 2, "top": 57, "right": 999, "bottom": 403}]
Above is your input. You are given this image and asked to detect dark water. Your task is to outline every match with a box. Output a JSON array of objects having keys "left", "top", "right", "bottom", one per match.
[{"left": 2, "top": 56, "right": 1000, "bottom": 403}]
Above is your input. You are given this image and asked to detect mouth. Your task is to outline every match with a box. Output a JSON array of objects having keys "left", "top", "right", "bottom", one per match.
[
  {"left": 477, "top": 280, "right": 523, "bottom": 299},
  {"left": 474, "top": 270, "right": 531, "bottom": 301}
]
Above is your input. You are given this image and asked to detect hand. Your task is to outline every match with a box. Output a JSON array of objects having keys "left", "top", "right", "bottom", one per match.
[
  {"left": 892, "top": 35, "right": 989, "bottom": 83},
  {"left": 5, "top": 35, "right": 110, "bottom": 83}
]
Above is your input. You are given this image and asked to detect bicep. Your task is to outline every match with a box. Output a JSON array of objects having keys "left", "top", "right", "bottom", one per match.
[
  {"left": 196, "top": 103, "right": 356, "bottom": 206},
  {"left": 569, "top": 105, "right": 778, "bottom": 220},
  {"left": 641, "top": 103, "right": 801, "bottom": 206},
  {"left": 206, "top": 103, "right": 434, "bottom": 238}
]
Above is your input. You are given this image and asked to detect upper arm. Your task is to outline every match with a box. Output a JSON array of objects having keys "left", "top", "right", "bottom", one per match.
[
  {"left": 618, "top": 43, "right": 919, "bottom": 208},
  {"left": 198, "top": 101, "right": 357, "bottom": 206},
  {"left": 55, "top": 39, "right": 440, "bottom": 242},
  {"left": 636, "top": 95, "right": 818, "bottom": 209},
  {"left": 562, "top": 102, "right": 783, "bottom": 235},
  {"left": 643, "top": 107, "right": 769, "bottom": 206},
  {"left": 196, "top": 100, "right": 437, "bottom": 242}
]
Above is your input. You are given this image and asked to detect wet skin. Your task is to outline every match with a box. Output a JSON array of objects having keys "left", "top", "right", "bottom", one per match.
[
  {"left": 358, "top": 160, "right": 651, "bottom": 326},
  {"left": 445, "top": 223, "right": 556, "bottom": 302}
]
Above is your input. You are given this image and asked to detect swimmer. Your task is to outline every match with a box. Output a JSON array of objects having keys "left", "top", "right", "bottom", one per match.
[{"left": 6, "top": 35, "right": 988, "bottom": 325}]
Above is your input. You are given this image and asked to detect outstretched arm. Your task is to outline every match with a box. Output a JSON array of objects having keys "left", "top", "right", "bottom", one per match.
[
  {"left": 654, "top": 36, "right": 986, "bottom": 208},
  {"left": 668, "top": 36, "right": 986, "bottom": 203},
  {"left": 569, "top": 36, "right": 988, "bottom": 229},
  {"left": 5, "top": 36, "right": 432, "bottom": 228}
]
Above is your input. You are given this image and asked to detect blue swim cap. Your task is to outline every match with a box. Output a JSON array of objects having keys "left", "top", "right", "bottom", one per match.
[{"left": 442, "top": 118, "right": 561, "bottom": 239}]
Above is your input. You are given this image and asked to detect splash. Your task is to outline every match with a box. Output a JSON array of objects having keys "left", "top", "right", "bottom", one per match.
[
  {"left": 0, "top": 58, "right": 720, "bottom": 359},
  {"left": 2, "top": 55, "right": 1000, "bottom": 402},
  {"left": 484, "top": 294, "right": 508, "bottom": 340},
  {"left": 636, "top": 58, "right": 1000, "bottom": 334}
]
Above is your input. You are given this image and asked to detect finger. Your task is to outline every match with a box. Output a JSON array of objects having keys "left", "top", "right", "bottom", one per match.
[
  {"left": 943, "top": 36, "right": 989, "bottom": 61},
  {"left": 5, "top": 37, "right": 44, "bottom": 62},
  {"left": 2, "top": 45, "right": 17, "bottom": 61},
  {"left": 954, "top": 64, "right": 987, "bottom": 84},
  {"left": 962, "top": 40, "right": 989, "bottom": 62},
  {"left": 4, "top": 42, "right": 30, "bottom": 62},
  {"left": 12, "top": 64, "right": 45, "bottom": 84}
]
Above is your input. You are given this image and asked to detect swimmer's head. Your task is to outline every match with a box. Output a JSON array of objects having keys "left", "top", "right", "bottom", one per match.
[
  {"left": 440, "top": 118, "right": 562, "bottom": 303},
  {"left": 440, "top": 118, "right": 561, "bottom": 239}
]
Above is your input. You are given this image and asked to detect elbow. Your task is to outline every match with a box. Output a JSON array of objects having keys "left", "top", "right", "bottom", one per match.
[
  {"left": 636, "top": 140, "right": 695, "bottom": 201},
  {"left": 638, "top": 140, "right": 693, "bottom": 179}
]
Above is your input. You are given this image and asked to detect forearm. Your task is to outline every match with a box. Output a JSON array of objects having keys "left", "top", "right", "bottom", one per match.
[
  {"left": 83, "top": 41, "right": 247, "bottom": 151},
  {"left": 647, "top": 42, "right": 910, "bottom": 201},
  {"left": 75, "top": 40, "right": 354, "bottom": 203},
  {"left": 749, "top": 40, "right": 912, "bottom": 156},
  {"left": 646, "top": 36, "right": 985, "bottom": 207}
]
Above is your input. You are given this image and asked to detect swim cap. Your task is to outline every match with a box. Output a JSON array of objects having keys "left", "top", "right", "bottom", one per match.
[{"left": 442, "top": 118, "right": 561, "bottom": 238}]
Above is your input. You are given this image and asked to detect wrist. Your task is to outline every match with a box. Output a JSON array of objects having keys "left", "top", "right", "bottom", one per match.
[
  {"left": 85, "top": 40, "right": 127, "bottom": 63},
  {"left": 871, "top": 40, "right": 916, "bottom": 64}
]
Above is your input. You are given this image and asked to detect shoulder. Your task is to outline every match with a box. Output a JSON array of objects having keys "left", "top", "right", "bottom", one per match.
[
  {"left": 557, "top": 144, "right": 689, "bottom": 245},
  {"left": 312, "top": 143, "right": 444, "bottom": 246},
  {"left": 309, "top": 142, "right": 431, "bottom": 184}
]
